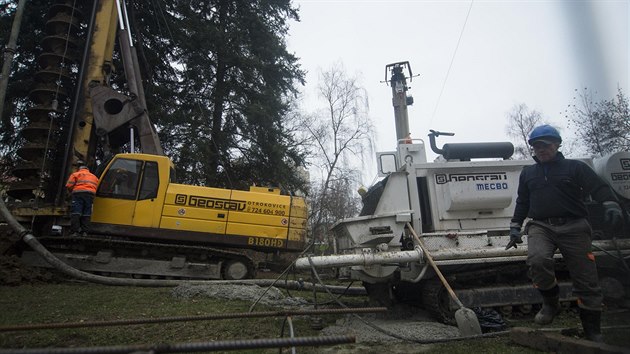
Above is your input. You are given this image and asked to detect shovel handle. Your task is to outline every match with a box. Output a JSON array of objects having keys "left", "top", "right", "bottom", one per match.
[{"left": 406, "top": 223, "right": 465, "bottom": 309}]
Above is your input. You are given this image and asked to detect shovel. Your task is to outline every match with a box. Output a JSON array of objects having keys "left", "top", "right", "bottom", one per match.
[{"left": 406, "top": 223, "right": 482, "bottom": 336}]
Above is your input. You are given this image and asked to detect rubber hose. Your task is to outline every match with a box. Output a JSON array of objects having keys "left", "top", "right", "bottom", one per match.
[{"left": 0, "top": 197, "right": 365, "bottom": 294}]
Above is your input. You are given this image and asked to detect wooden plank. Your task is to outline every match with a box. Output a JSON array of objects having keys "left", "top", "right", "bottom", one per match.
[{"left": 510, "top": 327, "right": 630, "bottom": 354}]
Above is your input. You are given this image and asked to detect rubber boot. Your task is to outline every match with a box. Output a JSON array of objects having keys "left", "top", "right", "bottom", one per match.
[
  {"left": 70, "top": 214, "right": 81, "bottom": 237},
  {"left": 534, "top": 285, "right": 561, "bottom": 325},
  {"left": 580, "top": 308, "right": 603, "bottom": 342},
  {"left": 80, "top": 216, "right": 91, "bottom": 236}
]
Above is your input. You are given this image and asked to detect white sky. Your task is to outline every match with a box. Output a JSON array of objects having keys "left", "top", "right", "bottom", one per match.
[{"left": 287, "top": 0, "right": 629, "bottom": 184}]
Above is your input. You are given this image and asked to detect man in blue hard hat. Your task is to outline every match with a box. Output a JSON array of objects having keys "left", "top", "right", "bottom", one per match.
[{"left": 506, "top": 124, "right": 623, "bottom": 342}]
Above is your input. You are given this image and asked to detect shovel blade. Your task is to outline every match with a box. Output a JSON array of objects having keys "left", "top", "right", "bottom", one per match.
[{"left": 455, "top": 308, "right": 482, "bottom": 336}]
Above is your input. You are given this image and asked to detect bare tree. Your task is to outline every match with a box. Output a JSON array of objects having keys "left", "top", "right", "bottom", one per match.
[
  {"left": 505, "top": 104, "right": 544, "bottom": 159},
  {"left": 306, "top": 172, "right": 362, "bottom": 249},
  {"left": 567, "top": 87, "right": 629, "bottom": 156},
  {"left": 301, "top": 63, "right": 374, "bottom": 244}
]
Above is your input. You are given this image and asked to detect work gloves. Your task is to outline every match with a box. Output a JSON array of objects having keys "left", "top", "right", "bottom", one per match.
[
  {"left": 505, "top": 227, "right": 523, "bottom": 250},
  {"left": 603, "top": 201, "right": 623, "bottom": 226}
]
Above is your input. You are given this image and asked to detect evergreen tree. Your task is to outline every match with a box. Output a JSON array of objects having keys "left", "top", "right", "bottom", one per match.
[
  {"left": 129, "top": 0, "right": 307, "bottom": 192},
  {"left": 0, "top": 0, "right": 50, "bottom": 182},
  {"left": 1, "top": 0, "right": 308, "bottom": 194}
]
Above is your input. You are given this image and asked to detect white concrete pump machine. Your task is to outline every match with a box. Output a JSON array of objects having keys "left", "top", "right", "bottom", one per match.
[{"left": 296, "top": 61, "right": 630, "bottom": 323}]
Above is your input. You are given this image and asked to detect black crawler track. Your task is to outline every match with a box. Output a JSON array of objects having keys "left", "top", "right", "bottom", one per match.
[{"left": 27, "top": 235, "right": 256, "bottom": 280}]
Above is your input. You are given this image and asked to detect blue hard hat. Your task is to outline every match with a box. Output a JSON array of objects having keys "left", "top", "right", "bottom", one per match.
[{"left": 528, "top": 125, "right": 562, "bottom": 145}]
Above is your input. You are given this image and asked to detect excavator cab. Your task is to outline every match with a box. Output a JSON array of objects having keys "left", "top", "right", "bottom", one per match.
[{"left": 92, "top": 154, "right": 171, "bottom": 228}]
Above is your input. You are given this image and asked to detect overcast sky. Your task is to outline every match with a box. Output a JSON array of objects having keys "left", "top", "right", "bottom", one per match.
[{"left": 287, "top": 0, "right": 629, "bottom": 182}]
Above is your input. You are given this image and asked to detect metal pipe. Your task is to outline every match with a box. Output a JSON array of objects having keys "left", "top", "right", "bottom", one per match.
[
  {"left": 0, "top": 307, "right": 386, "bottom": 332},
  {"left": 114, "top": 0, "right": 125, "bottom": 30},
  {"left": 430, "top": 239, "right": 630, "bottom": 260},
  {"left": 121, "top": 0, "right": 133, "bottom": 46},
  {"left": 296, "top": 239, "right": 630, "bottom": 269},
  {"left": 115, "top": 0, "right": 146, "bottom": 109},
  {"left": 0, "top": 335, "right": 356, "bottom": 354},
  {"left": 58, "top": 0, "right": 100, "bottom": 206},
  {"left": 117, "top": 28, "right": 140, "bottom": 99},
  {"left": 286, "top": 316, "right": 296, "bottom": 354},
  {"left": 294, "top": 249, "right": 423, "bottom": 269},
  {"left": 130, "top": 125, "right": 134, "bottom": 152}
]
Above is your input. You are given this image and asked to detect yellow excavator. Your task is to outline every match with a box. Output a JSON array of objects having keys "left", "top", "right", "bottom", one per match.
[{"left": 3, "top": 0, "right": 307, "bottom": 280}]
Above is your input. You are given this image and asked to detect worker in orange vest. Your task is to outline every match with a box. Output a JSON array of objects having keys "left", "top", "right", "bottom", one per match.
[{"left": 65, "top": 161, "right": 99, "bottom": 236}]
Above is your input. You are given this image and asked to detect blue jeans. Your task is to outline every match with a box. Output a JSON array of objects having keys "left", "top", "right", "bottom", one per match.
[{"left": 70, "top": 192, "right": 94, "bottom": 216}]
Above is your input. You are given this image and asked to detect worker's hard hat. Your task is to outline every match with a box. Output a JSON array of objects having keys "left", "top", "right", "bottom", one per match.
[
  {"left": 528, "top": 125, "right": 562, "bottom": 145},
  {"left": 76, "top": 160, "right": 88, "bottom": 169}
]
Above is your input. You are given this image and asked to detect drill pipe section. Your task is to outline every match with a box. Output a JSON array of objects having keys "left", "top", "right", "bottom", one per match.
[
  {"left": 295, "top": 239, "right": 630, "bottom": 269},
  {"left": 295, "top": 249, "right": 424, "bottom": 269},
  {"left": 0, "top": 307, "right": 387, "bottom": 332},
  {"left": 429, "top": 239, "right": 630, "bottom": 260},
  {"left": 0, "top": 335, "right": 356, "bottom": 354}
]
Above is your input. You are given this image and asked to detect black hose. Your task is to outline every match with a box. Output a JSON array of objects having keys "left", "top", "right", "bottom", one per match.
[{"left": 0, "top": 195, "right": 365, "bottom": 294}]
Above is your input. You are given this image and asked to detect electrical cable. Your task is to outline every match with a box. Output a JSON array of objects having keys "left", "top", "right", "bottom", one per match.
[
  {"left": 247, "top": 241, "right": 316, "bottom": 313},
  {"left": 429, "top": 0, "right": 474, "bottom": 127}
]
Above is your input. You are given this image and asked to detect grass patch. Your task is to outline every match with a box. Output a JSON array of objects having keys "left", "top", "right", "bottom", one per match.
[{"left": 0, "top": 283, "right": 308, "bottom": 351}]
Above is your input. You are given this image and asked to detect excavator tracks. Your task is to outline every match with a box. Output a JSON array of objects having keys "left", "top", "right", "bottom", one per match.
[
  {"left": 19, "top": 235, "right": 256, "bottom": 280},
  {"left": 421, "top": 279, "right": 457, "bottom": 325}
]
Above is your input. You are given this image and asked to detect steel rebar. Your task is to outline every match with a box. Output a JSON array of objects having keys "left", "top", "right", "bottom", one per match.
[
  {"left": 0, "top": 335, "right": 356, "bottom": 354},
  {"left": 0, "top": 307, "right": 386, "bottom": 332}
]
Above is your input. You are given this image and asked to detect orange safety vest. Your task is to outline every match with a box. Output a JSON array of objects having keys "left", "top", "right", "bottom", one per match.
[{"left": 66, "top": 167, "right": 98, "bottom": 194}]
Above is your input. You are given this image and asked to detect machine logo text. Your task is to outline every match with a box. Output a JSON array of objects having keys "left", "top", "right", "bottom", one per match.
[
  {"left": 611, "top": 172, "right": 630, "bottom": 181},
  {"left": 436, "top": 172, "right": 508, "bottom": 185},
  {"left": 174, "top": 194, "right": 246, "bottom": 211},
  {"left": 476, "top": 183, "right": 509, "bottom": 190},
  {"left": 248, "top": 237, "right": 284, "bottom": 248}
]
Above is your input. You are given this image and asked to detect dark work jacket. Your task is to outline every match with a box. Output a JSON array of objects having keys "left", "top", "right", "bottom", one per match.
[{"left": 511, "top": 152, "right": 616, "bottom": 227}]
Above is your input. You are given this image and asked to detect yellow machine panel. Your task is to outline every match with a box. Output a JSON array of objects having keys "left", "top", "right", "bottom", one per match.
[
  {"left": 92, "top": 197, "right": 135, "bottom": 225},
  {"left": 161, "top": 182, "right": 307, "bottom": 251},
  {"left": 92, "top": 154, "right": 307, "bottom": 252}
]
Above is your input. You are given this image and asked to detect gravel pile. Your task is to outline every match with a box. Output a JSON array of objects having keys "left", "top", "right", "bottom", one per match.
[
  {"left": 321, "top": 314, "right": 460, "bottom": 343},
  {"left": 172, "top": 283, "right": 460, "bottom": 344},
  {"left": 171, "top": 283, "right": 310, "bottom": 308}
]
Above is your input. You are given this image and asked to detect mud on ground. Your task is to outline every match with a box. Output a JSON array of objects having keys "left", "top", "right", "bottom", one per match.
[
  {"left": 1, "top": 223, "right": 64, "bottom": 285},
  {"left": 171, "top": 283, "right": 460, "bottom": 345}
]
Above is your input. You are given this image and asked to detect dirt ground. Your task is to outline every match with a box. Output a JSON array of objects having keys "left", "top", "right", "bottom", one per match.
[
  {"left": 2, "top": 279, "right": 629, "bottom": 353},
  {"left": 0, "top": 223, "right": 60, "bottom": 285},
  {"left": 2, "top": 222, "right": 628, "bottom": 352},
  {"left": 173, "top": 283, "right": 468, "bottom": 345},
  {"left": 170, "top": 283, "right": 630, "bottom": 352}
]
